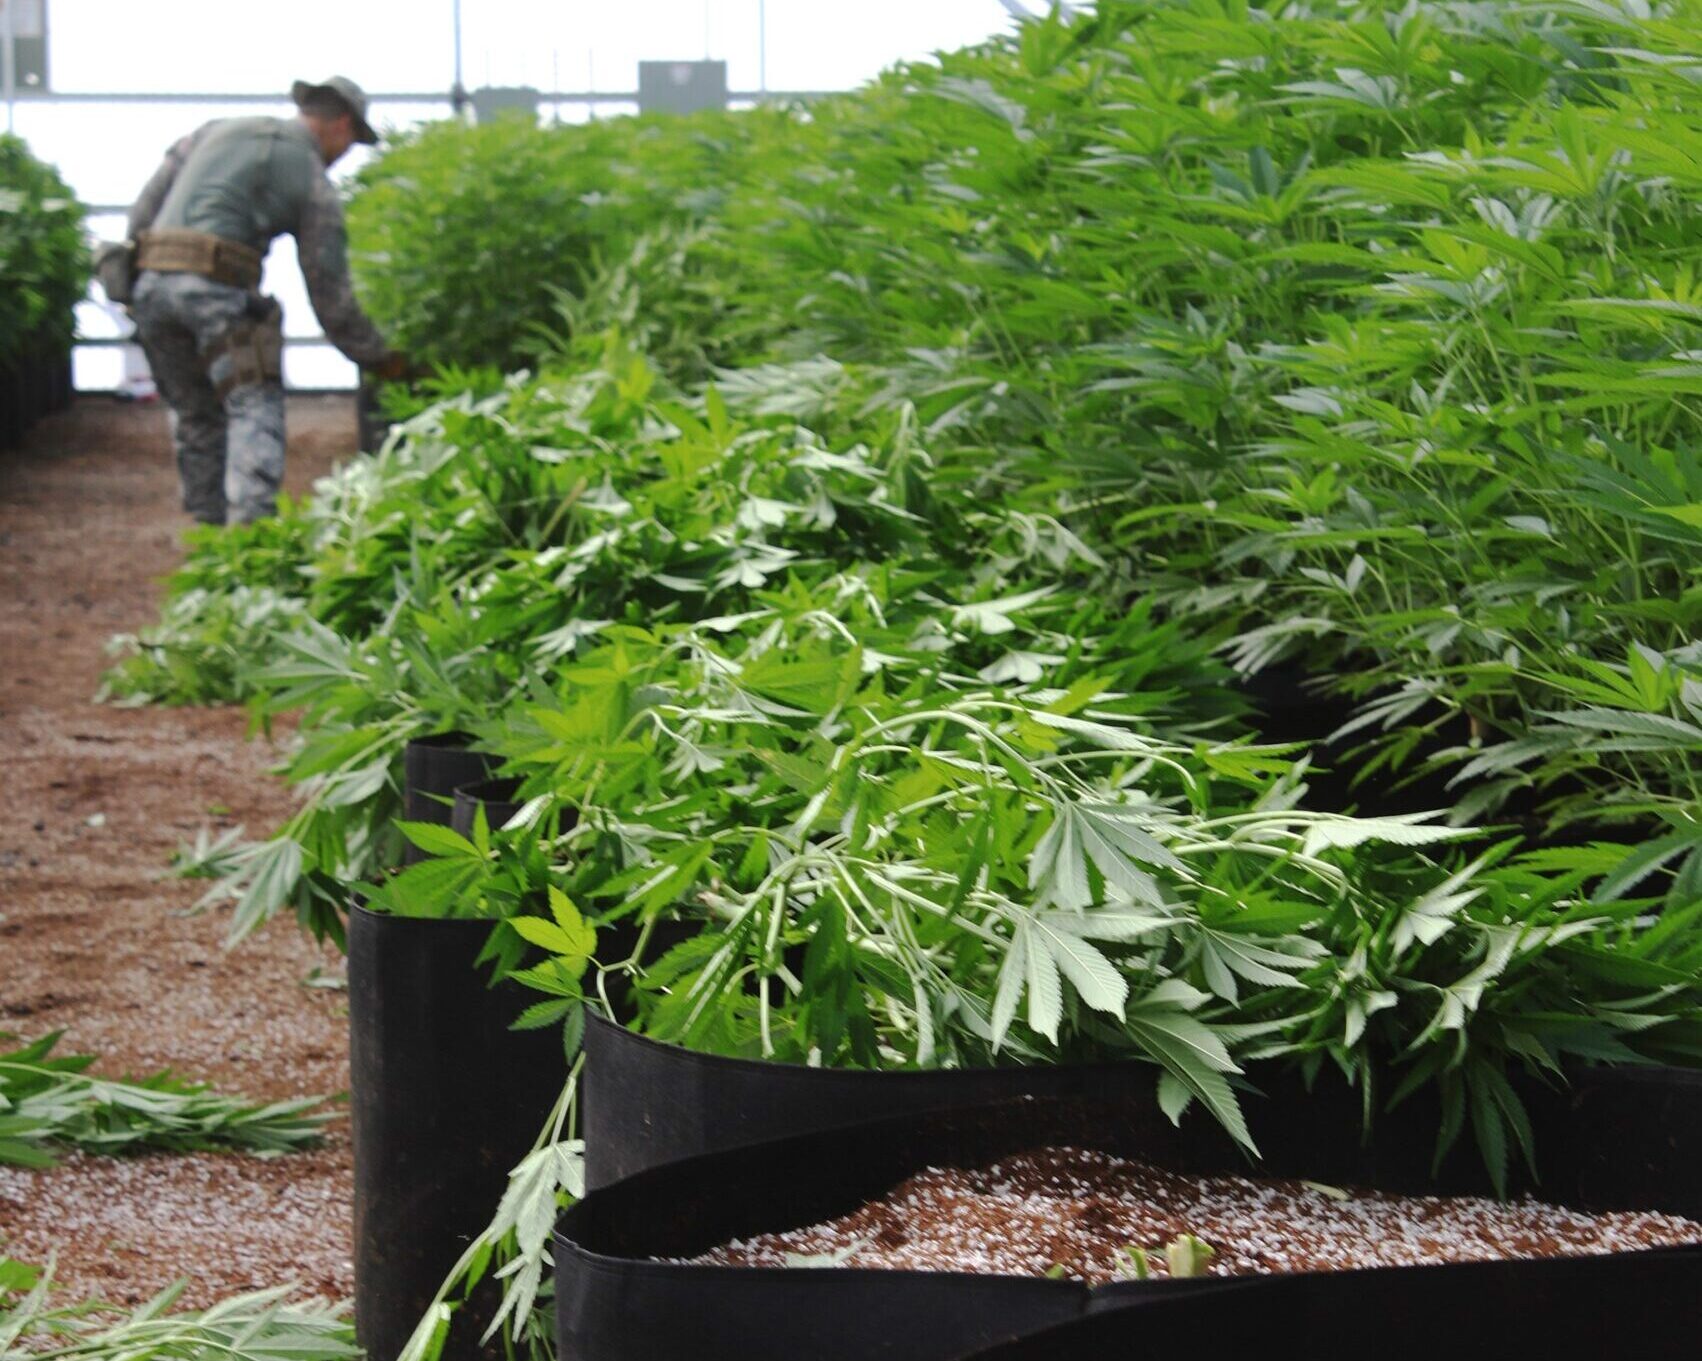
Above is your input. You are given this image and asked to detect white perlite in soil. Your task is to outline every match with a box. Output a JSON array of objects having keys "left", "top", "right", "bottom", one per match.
[{"left": 691, "top": 1146, "right": 1702, "bottom": 1282}]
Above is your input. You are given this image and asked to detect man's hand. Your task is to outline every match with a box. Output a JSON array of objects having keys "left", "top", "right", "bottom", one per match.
[{"left": 367, "top": 351, "right": 410, "bottom": 383}]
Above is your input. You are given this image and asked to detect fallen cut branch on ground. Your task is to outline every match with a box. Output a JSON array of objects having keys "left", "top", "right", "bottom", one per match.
[
  {"left": 0, "top": 1257, "right": 358, "bottom": 1361},
  {"left": 0, "top": 1033, "right": 331, "bottom": 1167}
]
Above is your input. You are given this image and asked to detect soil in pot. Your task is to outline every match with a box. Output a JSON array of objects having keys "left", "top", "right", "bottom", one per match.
[{"left": 691, "top": 1144, "right": 1702, "bottom": 1282}]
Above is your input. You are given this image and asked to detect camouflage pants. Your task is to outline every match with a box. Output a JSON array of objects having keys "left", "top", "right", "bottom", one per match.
[{"left": 132, "top": 271, "right": 286, "bottom": 526}]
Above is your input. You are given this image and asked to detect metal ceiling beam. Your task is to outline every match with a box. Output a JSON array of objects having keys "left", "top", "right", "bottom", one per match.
[{"left": 13, "top": 88, "right": 833, "bottom": 106}]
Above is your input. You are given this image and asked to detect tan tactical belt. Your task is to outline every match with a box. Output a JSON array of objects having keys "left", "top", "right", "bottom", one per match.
[{"left": 136, "top": 228, "right": 264, "bottom": 291}]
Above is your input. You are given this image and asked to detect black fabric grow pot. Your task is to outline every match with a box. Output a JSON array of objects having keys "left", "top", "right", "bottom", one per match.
[
  {"left": 348, "top": 905, "right": 566, "bottom": 1361},
  {"left": 450, "top": 778, "right": 525, "bottom": 839},
  {"left": 960, "top": 1248, "right": 1702, "bottom": 1360},
  {"left": 403, "top": 732, "right": 498, "bottom": 824},
  {"left": 556, "top": 1072, "right": 1702, "bottom": 1361},
  {"left": 1546, "top": 1063, "right": 1702, "bottom": 1219},
  {"left": 581, "top": 1014, "right": 1156, "bottom": 1190},
  {"left": 401, "top": 732, "right": 498, "bottom": 864}
]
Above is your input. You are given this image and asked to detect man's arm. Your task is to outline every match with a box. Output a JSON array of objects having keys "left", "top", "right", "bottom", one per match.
[
  {"left": 296, "top": 175, "right": 391, "bottom": 367},
  {"left": 126, "top": 125, "right": 209, "bottom": 239}
]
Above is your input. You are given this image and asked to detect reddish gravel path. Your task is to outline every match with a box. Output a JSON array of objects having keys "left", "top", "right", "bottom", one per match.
[{"left": 0, "top": 396, "right": 357, "bottom": 1306}]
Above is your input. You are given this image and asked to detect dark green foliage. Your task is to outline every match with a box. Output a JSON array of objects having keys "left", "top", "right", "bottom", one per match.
[
  {"left": 347, "top": 111, "right": 783, "bottom": 374},
  {"left": 0, "top": 135, "right": 87, "bottom": 362}
]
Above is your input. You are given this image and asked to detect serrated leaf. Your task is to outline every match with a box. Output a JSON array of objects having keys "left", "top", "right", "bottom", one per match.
[
  {"left": 990, "top": 922, "right": 1027, "bottom": 1051},
  {"left": 1156, "top": 1070, "right": 1194, "bottom": 1125},
  {"left": 511, "top": 912, "right": 596, "bottom": 962},
  {"left": 1301, "top": 814, "right": 1473, "bottom": 858},
  {"left": 1022, "top": 918, "right": 1063, "bottom": 1043},
  {"left": 1031, "top": 913, "right": 1128, "bottom": 1016}
]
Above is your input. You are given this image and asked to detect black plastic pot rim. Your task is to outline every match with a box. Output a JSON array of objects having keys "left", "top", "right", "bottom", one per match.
[
  {"left": 581, "top": 1011, "right": 1702, "bottom": 1206},
  {"left": 555, "top": 1222, "right": 1699, "bottom": 1298},
  {"left": 455, "top": 777, "right": 523, "bottom": 802},
  {"left": 582, "top": 1012, "right": 1128, "bottom": 1087},
  {"left": 409, "top": 729, "right": 482, "bottom": 751},
  {"left": 558, "top": 1246, "right": 1090, "bottom": 1300},
  {"left": 952, "top": 1249, "right": 1702, "bottom": 1361},
  {"left": 349, "top": 900, "right": 501, "bottom": 939}
]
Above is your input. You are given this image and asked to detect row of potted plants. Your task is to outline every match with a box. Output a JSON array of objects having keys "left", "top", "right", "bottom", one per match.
[
  {"left": 324, "top": 379, "right": 1702, "bottom": 1352},
  {"left": 100, "top": 2, "right": 1702, "bottom": 1357},
  {"left": 361, "top": 747, "right": 1702, "bottom": 1359}
]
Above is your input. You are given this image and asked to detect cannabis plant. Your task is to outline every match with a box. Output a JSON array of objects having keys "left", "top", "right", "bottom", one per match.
[
  {"left": 0, "top": 1259, "right": 358, "bottom": 1361},
  {"left": 0, "top": 1033, "right": 330, "bottom": 1167}
]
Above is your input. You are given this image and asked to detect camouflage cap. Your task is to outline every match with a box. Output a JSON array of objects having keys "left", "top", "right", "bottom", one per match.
[{"left": 291, "top": 76, "right": 379, "bottom": 145}]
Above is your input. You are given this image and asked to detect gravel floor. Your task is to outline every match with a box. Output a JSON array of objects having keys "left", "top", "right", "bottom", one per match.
[{"left": 0, "top": 394, "right": 358, "bottom": 1307}]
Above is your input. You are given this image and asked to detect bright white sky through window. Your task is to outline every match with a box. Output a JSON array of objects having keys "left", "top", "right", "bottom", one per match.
[{"left": 9, "top": 0, "right": 1039, "bottom": 389}]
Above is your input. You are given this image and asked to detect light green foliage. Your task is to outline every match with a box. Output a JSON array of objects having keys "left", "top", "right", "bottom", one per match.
[
  {"left": 0, "top": 1259, "right": 359, "bottom": 1361},
  {"left": 0, "top": 1032, "right": 330, "bottom": 1167},
  {"left": 121, "top": 352, "right": 1231, "bottom": 946},
  {"left": 104, "top": 0, "right": 1702, "bottom": 1203},
  {"left": 490, "top": 630, "right": 1702, "bottom": 1182},
  {"left": 98, "top": 2, "right": 1702, "bottom": 1352},
  {"left": 703, "top": 0, "right": 1702, "bottom": 870},
  {"left": 0, "top": 135, "right": 86, "bottom": 363},
  {"left": 101, "top": 511, "right": 317, "bottom": 705}
]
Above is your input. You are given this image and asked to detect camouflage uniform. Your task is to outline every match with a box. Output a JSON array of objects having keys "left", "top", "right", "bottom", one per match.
[{"left": 128, "top": 117, "right": 389, "bottom": 525}]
